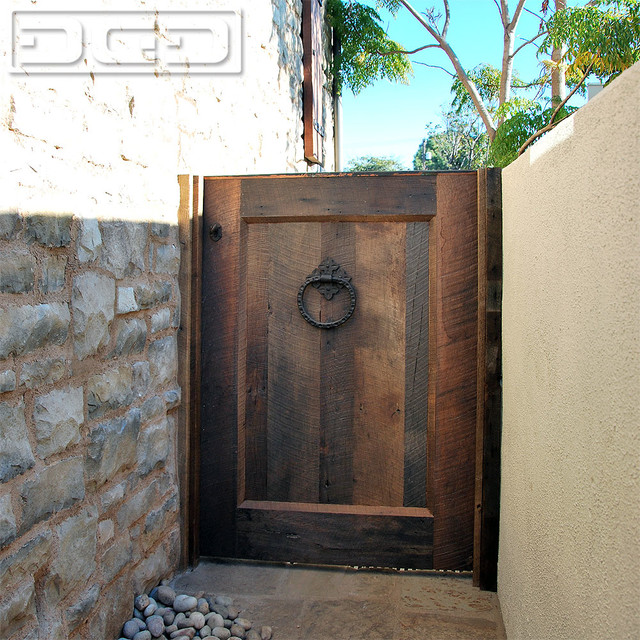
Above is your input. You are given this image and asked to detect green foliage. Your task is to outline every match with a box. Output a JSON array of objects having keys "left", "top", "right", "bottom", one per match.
[
  {"left": 413, "top": 108, "right": 490, "bottom": 171},
  {"left": 451, "top": 64, "right": 502, "bottom": 116},
  {"left": 345, "top": 155, "right": 408, "bottom": 171},
  {"left": 327, "top": 0, "right": 413, "bottom": 94},
  {"left": 541, "top": 0, "right": 640, "bottom": 83},
  {"left": 488, "top": 104, "right": 578, "bottom": 167}
]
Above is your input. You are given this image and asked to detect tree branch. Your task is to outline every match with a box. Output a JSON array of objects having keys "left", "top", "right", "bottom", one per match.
[
  {"left": 442, "top": 0, "right": 450, "bottom": 38},
  {"left": 492, "top": 0, "right": 503, "bottom": 19},
  {"left": 524, "top": 7, "right": 544, "bottom": 21},
  {"left": 518, "top": 60, "right": 595, "bottom": 155},
  {"left": 373, "top": 43, "right": 440, "bottom": 56},
  {"left": 512, "top": 30, "right": 547, "bottom": 58},
  {"left": 414, "top": 61, "right": 455, "bottom": 77},
  {"left": 510, "top": 0, "right": 528, "bottom": 30}
]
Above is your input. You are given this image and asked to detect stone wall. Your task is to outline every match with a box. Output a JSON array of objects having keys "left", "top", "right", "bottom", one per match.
[{"left": 0, "top": 1, "right": 336, "bottom": 638}]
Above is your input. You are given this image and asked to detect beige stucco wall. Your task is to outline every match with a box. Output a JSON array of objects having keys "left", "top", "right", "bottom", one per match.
[{"left": 499, "top": 62, "right": 640, "bottom": 639}]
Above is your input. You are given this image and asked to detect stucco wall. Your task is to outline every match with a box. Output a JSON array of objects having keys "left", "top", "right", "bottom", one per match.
[
  {"left": 0, "top": 2, "right": 335, "bottom": 638},
  {"left": 499, "top": 62, "right": 640, "bottom": 639}
]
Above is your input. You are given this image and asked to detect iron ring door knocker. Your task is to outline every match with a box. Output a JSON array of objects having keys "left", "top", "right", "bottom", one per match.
[{"left": 297, "top": 258, "right": 356, "bottom": 329}]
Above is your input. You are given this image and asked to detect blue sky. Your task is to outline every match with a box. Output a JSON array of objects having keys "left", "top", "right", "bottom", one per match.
[{"left": 340, "top": 0, "right": 588, "bottom": 169}]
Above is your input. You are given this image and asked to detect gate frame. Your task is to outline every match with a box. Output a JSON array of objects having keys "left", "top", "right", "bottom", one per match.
[{"left": 176, "top": 171, "right": 502, "bottom": 589}]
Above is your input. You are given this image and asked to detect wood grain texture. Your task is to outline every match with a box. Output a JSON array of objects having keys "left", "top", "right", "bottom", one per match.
[
  {"left": 352, "top": 223, "right": 406, "bottom": 507},
  {"left": 177, "top": 175, "right": 203, "bottom": 567},
  {"left": 429, "top": 172, "right": 479, "bottom": 570},
  {"left": 237, "top": 174, "right": 436, "bottom": 222},
  {"left": 236, "top": 501, "right": 434, "bottom": 569},
  {"left": 266, "top": 223, "right": 321, "bottom": 502},
  {"left": 319, "top": 223, "right": 356, "bottom": 504},
  {"left": 473, "top": 168, "right": 503, "bottom": 591},
  {"left": 200, "top": 178, "right": 242, "bottom": 558},
  {"left": 303, "top": 0, "right": 324, "bottom": 165},
  {"left": 404, "top": 222, "right": 429, "bottom": 508},
  {"left": 244, "top": 224, "right": 271, "bottom": 500}
]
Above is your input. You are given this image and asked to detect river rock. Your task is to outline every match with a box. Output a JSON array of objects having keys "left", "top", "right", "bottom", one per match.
[
  {"left": 146, "top": 615, "right": 165, "bottom": 638},
  {"left": 156, "top": 585, "right": 176, "bottom": 606},
  {"left": 173, "top": 594, "right": 198, "bottom": 613}
]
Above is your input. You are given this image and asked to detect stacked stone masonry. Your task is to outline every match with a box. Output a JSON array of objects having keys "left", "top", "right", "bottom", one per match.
[{"left": 0, "top": 213, "right": 181, "bottom": 639}]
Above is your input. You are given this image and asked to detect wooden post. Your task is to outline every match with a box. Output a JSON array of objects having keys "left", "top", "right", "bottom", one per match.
[
  {"left": 177, "top": 175, "right": 203, "bottom": 567},
  {"left": 474, "top": 168, "right": 503, "bottom": 590}
]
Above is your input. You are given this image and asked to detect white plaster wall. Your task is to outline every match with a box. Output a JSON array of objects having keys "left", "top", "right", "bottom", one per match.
[
  {"left": 0, "top": 0, "right": 335, "bottom": 222},
  {"left": 500, "top": 62, "right": 640, "bottom": 639}
]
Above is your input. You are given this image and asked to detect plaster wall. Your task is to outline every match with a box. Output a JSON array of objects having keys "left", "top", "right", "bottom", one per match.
[{"left": 499, "top": 62, "right": 640, "bottom": 639}]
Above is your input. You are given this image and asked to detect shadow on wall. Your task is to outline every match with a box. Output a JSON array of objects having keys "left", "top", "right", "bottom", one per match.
[{"left": 0, "top": 212, "right": 182, "bottom": 640}]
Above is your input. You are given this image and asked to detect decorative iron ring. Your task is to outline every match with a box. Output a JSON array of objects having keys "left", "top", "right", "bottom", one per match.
[{"left": 297, "top": 274, "right": 357, "bottom": 329}]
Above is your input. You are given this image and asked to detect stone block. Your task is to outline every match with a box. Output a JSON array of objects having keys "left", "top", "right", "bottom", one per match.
[
  {"left": 132, "top": 361, "right": 151, "bottom": 398},
  {"left": 0, "top": 212, "right": 21, "bottom": 240},
  {"left": 0, "top": 493, "right": 17, "bottom": 546},
  {"left": 0, "top": 579, "right": 36, "bottom": 639},
  {"left": 141, "top": 395, "right": 164, "bottom": 422},
  {"left": 101, "top": 535, "right": 133, "bottom": 583},
  {"left": 87, "top": 365, "right": 134, "bottom": 420},
  {"left": 133, "top": 544, "right": 172, "bottom": 595},
  {"left": 151, "top": 308, "right": 171, "bottom": 333},
  {"left": 20, "top": 357, "right": 66, "bottom": 388},
  {"left": 0, "top": 248, "right": 35, "bottom": 293},
  {"left": 40, "top": 254, "right": 67, "bottom": 293},
  {"left": 100, "top": 482, "right": 126, "bottom": 512},
  {"left": 77, "top": 218, "right": 102, "bottom": 263},
  {"left": 34, "top": 386, "right": 84, "bottom": 458},
  {"left": 72, "top": 272, "right": 115, "bottom": 360},
  {"left": 143, "top": 493, "right": 178, "bottom": 549},
  {"left": 117, "top": 479, "right": 159, "bottom": 530},
  {"left": 0, "top": 369, "right": 16, "bottom": 393},
  {"left": 117, "top": 286, "right": 139, "bottom": 314},
  {"left": 155, "top": 243, "right": 180, "bottom": 274},
  {"left": 99, "top": 220, "right": 147, "bottom": 278},
  {"left": 25, "top": 214, "right": 73, "bottom": 247},
  {"left": 150, "top": 222, "right": 170, "bottom": 238},
  {"left": 97, "top": 518, "right": 114, "bottom": 545},
  {"left": 0, "top": 400, "right": 35, "bottom": 482},
  {"left": 0, "top": 531, "right": 52, "bottom": 590},
  {"left": 135, "top": 281, "right": 172, "bottom": 309},
  {"left": 65, "top": 584, "right": 100, "bottom": 633},
  {"left": 164, "top": 388, "right": 181, "bottom": 410},
  {"left": 86, "top": 409, "right": 140, "bottom": 490},
  {"left": 148, "top": 336, "right": 178, "bottom": 390},
  {"left": 87, "top": 573, "right": 132, "bottom": 640},
  {"left": 45, "top": 507, "right": 98, "bottom": 606},
  {"left": 112, "top": 317, "right": 147, "bottom": 357},
  {"left": 20, "top": 457, "right": 85, "bottom": 530},
  {"left": 137, "top": 418, "right": 170, "bottom": 476},
  {"left": 0, "top": 303, "right": 70, "bottom": 360}
]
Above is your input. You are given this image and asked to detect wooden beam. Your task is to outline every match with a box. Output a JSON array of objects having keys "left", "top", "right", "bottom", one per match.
[
  {"left": 177, "top": 175, "right": 203, "bottom": 567},
  {"left": 474, "top": 168, "right": 503, "bottom": 591}
]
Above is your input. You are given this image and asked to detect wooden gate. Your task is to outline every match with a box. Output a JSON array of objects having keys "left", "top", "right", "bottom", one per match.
[{"left": 188, "top": 172, "right": 501, "bottom": 578}]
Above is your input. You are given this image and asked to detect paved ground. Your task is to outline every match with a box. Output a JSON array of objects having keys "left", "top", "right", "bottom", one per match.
[{"left": 172, "top": 560, "right": 506, "bottom": 640}]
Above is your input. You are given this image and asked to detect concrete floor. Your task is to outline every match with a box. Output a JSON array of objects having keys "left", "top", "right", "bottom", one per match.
[{"left": 172, "top": 560, "right": 506, "bottom": 640}]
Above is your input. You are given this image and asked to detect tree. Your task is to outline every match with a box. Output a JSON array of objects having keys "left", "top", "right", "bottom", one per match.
[
  {"left": 345, "top": 155, "right": 408, "bottom": 171},
  {"left": 329, "top": 1, "right": 640, "bottom": 163},
  {"left": 414, "top": 108, "right": 490, "bottom": 170}
]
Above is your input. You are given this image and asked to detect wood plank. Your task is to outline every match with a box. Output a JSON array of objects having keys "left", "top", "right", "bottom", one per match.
[
  {"left": 177, "top": 175, "right": 203, "bottom": 567},
  {"left": 352, "top": 223, "right": 406, "bottom": 507},
  {"left": 430, "top": 172, "right": 479, "bottom": 570},
  {"left": 236, "top": 501, "right": 434, "bottom": 569},
  {"left": 237, "top": 174, "right": 437, "bottom": 222},
  {"left": 404, "top": 222, "right": 429, "bottom": 508},
  {"left": 244, "top": 224, "right": 271, "bottom": 500},
  {"left": 266, "top": 223, "right": 322, "bottom": 502},
  {"left": 303, "top": 0, "right": 324, "bottom": 165},
  {"left": 319, "top": 223, "right": 356, "bottom": 504},
  {"left": 200, "top": 178, "right": 241, "bottom": 558},
  {"left": 473, "top": 168, "right": 503, "bottom": 591}
]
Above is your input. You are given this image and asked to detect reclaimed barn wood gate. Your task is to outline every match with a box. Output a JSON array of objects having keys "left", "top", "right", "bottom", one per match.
[{"left": 179, "top": 171, "right": 502, "bottom": 587}]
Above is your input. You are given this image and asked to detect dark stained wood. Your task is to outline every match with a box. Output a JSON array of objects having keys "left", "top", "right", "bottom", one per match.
[
  {"left": 266, "top": 223, "right": 321, "bottom": 502},
  {"left": 238, "top": 174, "right": 437, "bottom": 222},
  {"left": 303, "top": 0, "right": 325, "bottom": 165},
  {"left": 474, "top": 168, "right": 503, "bottom": 591},
  {"left": 429, "top": 172, "right": 479, "bottom": 570},
  {"left": 200, "top": 178, "right": 242, "bottom": 558},
  {"left": 352, "top": 223, "right": 406, "bottom": 507},
  {"left": 319, "top": 223, "right": 356, "bottom": 504},
  {"left": 236, "top": 501, "right": 434, "bottom": 569},
  {"left": 404, "top": 222, "right": 429, "bottom": 508},
  {"left": 177, "top": 175, "right": 203, "bottom": 567}
]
